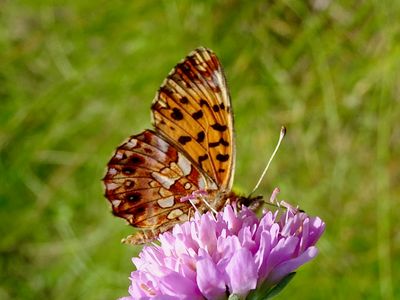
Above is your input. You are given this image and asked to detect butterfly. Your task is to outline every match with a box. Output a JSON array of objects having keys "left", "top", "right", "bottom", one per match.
[{"left": 103, "top": 47, "right": 261, "bottom": 244}]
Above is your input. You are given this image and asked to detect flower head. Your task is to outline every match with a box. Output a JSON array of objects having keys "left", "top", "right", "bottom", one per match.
[{"left": 121, "top": 203, "right": 325, "bottom": 300}]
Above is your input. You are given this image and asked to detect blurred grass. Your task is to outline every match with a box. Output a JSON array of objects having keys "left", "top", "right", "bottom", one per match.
[{"left": 1, "top": 1, "right": 399, "bottom": 299}]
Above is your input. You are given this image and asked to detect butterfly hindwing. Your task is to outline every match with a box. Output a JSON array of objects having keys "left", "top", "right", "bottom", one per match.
[{"left": 104, "top": 130, "right": 214, "bottom": 229}]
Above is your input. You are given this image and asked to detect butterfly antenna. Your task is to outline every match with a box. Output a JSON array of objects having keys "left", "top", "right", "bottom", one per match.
[{"left": 250, "top": 126, "right": 286, "bottom": 195}]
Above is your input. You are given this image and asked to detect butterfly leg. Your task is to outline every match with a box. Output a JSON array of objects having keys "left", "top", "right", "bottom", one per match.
[
  {"left": 179, "top": 190, "right": 207, "bottom": 203},
  {"left": 198, "top": 194, "right": 218, "bottom": 215},
  {"left": 180, "top": 190, "right": 219, "bottom": 214},
  {"left": 188, "top": 206, "right": 195, "bottom": 220},
  {"left": 121, "top": 229, "right": 158, "bottom": 245},
  {"left": 121, "top": 223, "right": 179, "bottom": 245},
  {"left": 180, "top": 192, "right": 200, "bottom": 213}
]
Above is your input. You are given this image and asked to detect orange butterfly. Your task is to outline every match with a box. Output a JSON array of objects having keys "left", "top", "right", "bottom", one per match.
[{"left": 103, "top": 47, "right": 259, "bottom": 244}]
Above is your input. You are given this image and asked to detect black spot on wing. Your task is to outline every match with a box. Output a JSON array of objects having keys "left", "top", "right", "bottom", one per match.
[
  {"left": 209, "top": 138, "right": 229, "bottom": 148},
  {"left": 197, "top": 131, "right": 205, "bottom": 143},
  {"left": 130, "top": 155, "right": 144, "bottom": 164},
  {"left": 192, "top": 110, "right": 203, "bottom": 120},
  {"left": 216, "top": 154, "right": 230, "bottom": 162},
  {"left": 122, "top": 167, "right": 135, "bottom": 175},
  {"left": 180, "top": 97, "right": 189, "bottom": 104},
  {"left": 127, "top": 192, "right": 142, "bottom": 203},
  {"left": 212, "top": 104, "right": 220, "bottom": 112},
  {"left": 199, "top": 99, "right": 209, "bottom": 107},
  {"left": 171, "top": 108, "right": 184, "bottom": 120},
  {"left": 132, "top": 206, "right": 146, "bottom": 215},
  {"left": 178, "top": 136, "right": 192, "bottom": 145},
  {"left": 180, "top": 62, "right": 191, "bottom": 73},
  {"left": 198, "top": 154, "right": 209, "bottom": 167},
  {"left": 211, "top": 123, "right": 227, "bottom": 132}
]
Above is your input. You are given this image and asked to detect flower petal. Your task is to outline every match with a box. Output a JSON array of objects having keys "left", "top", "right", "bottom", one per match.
[
  {"left": 196, "top": 254, "right": 226, "bottom": 299},
  {"left": 225, "top": 248, "right": 258, "bottom": 297},
  {"left": 158, "top": 272, "right": 202, "bottom": 299},
  {"left": 121, "top": 202, "right": 325, "bottom": 299},
  {"left": 255, "top": 230, "right": 272, "bottom": 281},
  {"left": 267, "top": 246, "right": 319, "bottom": 285}
]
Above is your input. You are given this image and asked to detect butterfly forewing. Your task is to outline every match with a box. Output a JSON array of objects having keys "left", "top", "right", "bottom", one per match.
[
  {"left": 104, "top": 130, "right": 215, "bottom": 229},
  {"left": 151, "top": 47, "right": 235, "bottom": 191}
]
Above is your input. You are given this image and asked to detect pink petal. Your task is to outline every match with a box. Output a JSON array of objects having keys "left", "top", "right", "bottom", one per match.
[
  {"left": 266, "top": 236, "right": 299, "bottom": 275},
  {"left": 196, "top": 255, "right": 226, "bottom": 299},
  {"left": 158, "top": 272, "right": 201, "bottom": 298},
  {"left": 267, "top": 246, "right": 318, "bottom": 285},
  {"left": 225, "top": 248, "right": 258, "bottom": 297},
  {"left": 255, "top": 231, "right": 272, "bottom": 280}
]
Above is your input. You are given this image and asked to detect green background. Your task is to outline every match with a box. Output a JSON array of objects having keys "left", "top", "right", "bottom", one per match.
[{"left": 1, "top": 1, "right": 399, "bottom": 299}]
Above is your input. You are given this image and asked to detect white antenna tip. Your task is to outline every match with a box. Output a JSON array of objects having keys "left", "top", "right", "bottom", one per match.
[{"left": 280, "top": 126, "right": 286, "bottom": 138}]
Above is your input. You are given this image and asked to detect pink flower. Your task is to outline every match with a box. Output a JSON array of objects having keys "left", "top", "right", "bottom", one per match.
[{"left": 121, "top": 204, "right": 325, "bottom": 299}]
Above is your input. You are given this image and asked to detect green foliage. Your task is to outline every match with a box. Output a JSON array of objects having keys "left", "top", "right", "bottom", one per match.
[
  {"left": 1, "top": 1, "right": 399, "bottom": 299},
  {"left": 248, "top": 273, "right": 296, "bottom": 300}
]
